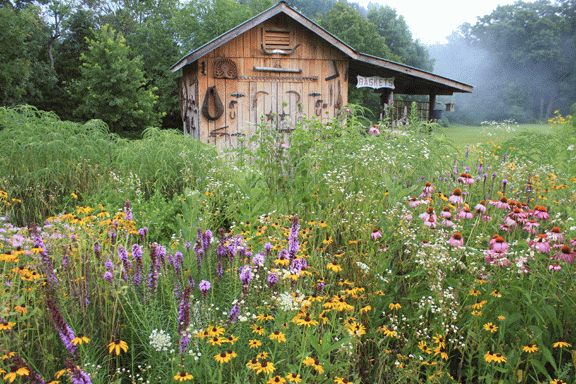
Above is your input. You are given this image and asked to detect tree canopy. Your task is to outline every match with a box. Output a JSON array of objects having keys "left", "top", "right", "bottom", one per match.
[{"left": 0, "top": 0, "right": 436, "bottom": 130}]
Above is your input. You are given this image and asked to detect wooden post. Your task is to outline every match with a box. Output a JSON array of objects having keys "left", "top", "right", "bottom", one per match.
[
  {"left": 428, "top": 94, "right": 436, "bottom": 121},
  {"left": 378, "top": 89, "right": 393, "bottom": 121}
]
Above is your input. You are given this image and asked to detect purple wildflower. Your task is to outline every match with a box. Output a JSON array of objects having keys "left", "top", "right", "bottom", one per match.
[
  {"left": 46, "top": 296, "right": 77, "bottom": 357},
  {"left": 252, "top": 253, "right": 265, "bottom": 267},
  {"left": 138, "top": 227, "right": 148, "bottom": 241},
  {"left": 288, "top": 216, "right": 300, "bottom": 259},
  {"left": 185, "top": 241, "right": 192, "bottom": 251},
  {"left": 239, "top": 265, "right": 253, "bottom": 286},
  {"left": 217, "top": 262, "right": 224, "bottom": 279},
  {"left": 132, "top": 244, "right": 143, "bottom": 286},
  {"left": 264, "top": 242, "right": 272, "bottom": 255},
  {"left": 178, "top": 283, "right": 192, "bottom": 354},
  {"left": 65, "top": 360, "right": 92, "bottom": 384},
  {"left": 267, "top": 272, "right": 278, "bottom": 288},
  {"left": 93, "top": 242, "right": 101, "bottom": 258},
  {"left": 228, "top": 303, "right": 241, "bottom": 323},
  {"left": 118, "top": 247, "right": 132, "bottom": 282},
  {"left": 34, "top": 236, "right": 59, "bottom": 286},
  {"left": 108, "top": 230, "right": 117, "bottom": 245},
  {"left": 202, "top": 230, "right": 213, "bottom": 252},
  {"left": 123, "top": 201, "right": 133, "bottom": 221},
  {"left": 199, "top": 280, "right": 211, "bottom": 296}
]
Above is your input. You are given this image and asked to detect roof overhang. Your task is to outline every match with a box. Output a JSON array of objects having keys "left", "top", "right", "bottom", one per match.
[{"left": 171, "top": 1, "right": 473, "bottom": 95}]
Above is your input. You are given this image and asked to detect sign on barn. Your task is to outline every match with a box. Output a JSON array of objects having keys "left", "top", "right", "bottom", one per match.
[
  {"left": 356, "top": 75, "right": 395, "bottom": 90},
  {"left": 171, "top": 0, "right": 472, "bottom": 151}
]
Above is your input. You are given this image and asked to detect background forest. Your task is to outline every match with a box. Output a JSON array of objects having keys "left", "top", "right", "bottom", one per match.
[{"left": 1, "top": 0, "right": 575, "bottom": 131}]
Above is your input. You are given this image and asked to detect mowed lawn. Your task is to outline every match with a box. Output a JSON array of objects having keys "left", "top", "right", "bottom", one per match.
[{"left": 441, "top": 123, "right": 553, "bottom": 147}]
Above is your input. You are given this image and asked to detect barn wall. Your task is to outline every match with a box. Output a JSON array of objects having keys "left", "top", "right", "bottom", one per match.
[{"left": 181, "top": 14, "right": 349, "bottom": 150}]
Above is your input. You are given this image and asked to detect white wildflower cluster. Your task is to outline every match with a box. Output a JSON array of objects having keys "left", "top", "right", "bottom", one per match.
[
  {"left": 355, "top": 261, "right": 370, "bottom": 273},
  {"left": 149, "top": 329, "right": 172, "bottom": 352},
  {"left": 275, "top": 291, "right": 302, "bottom": 311}
]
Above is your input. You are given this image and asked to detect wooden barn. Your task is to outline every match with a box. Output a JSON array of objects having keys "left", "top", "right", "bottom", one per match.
[{"left": 171, "top": 0, "right": 472, "bottom": 150}]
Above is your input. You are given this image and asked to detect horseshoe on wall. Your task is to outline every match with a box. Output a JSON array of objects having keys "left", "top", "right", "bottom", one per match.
[{"left": 201, "top": 86, "right": 224, "bottom": 121}]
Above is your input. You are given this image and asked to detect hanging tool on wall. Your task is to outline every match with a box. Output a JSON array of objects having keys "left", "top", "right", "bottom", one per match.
[
  {"left": 202, "top": 86, "right": 224, "bottom": 121},
  {"left": 325, "top": 60, "right": 340, "bottom": 81},
  {"left": 229, "top": 100, "right": 238, "bottom": 120},
  {"left": 334, "top": 80, "right": 343, "bottom": 111},
  {"left": 253, "top": 90, "right": 269, "bottom": 109},
  {"left": 314, "top": 99, "right": 324, "bottom": 116},
  {"left": 209, "top": 125, "right": 229, "bottom": 137}
]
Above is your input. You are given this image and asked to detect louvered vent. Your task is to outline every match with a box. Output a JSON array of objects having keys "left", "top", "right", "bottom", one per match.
[{"left": 263, "top": 29, "right": 291, "bottom": 50}]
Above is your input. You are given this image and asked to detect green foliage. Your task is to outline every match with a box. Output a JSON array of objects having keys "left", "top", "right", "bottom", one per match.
[
  {"left": 73, "top": 25, "right": 161, "bottom": 132},
  {"left": 0, "top": 6, "right": 53, "bottom": 105},
  {"left": 321, "top": 2, "right": 396, "bottom": 59},
  {"left": 367, "top": 4, "right": 433, "bottom": 70}
]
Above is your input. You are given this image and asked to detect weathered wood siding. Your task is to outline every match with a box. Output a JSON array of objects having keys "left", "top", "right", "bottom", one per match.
[{"left": 179, "top": 14, "right": 349, "bottom": 150}]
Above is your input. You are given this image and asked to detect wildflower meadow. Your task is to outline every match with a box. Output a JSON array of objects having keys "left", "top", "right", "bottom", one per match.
[{"left": 1, "top": 106, "right": 575, "bottom": 383}]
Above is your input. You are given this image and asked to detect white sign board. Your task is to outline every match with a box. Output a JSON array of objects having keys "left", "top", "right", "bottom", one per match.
[{"left": 356, "top": 75, "right": 395, "bottom": 90}]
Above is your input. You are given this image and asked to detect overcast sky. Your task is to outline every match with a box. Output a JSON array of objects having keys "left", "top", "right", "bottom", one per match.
[{"left": 351, "top": 0, "right": 533, "bottom": 45}]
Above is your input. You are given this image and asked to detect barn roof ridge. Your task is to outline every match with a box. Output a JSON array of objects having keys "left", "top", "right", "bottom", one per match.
[{"left": 170, "top": 1, "right": 472, "bottom": 93}]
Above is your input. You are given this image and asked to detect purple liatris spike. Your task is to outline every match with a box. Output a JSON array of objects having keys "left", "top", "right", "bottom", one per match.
[
  {"left": 138, "top": 227, "right": 148, "bottom": 241},
  {"left": 217, "top": 262, "right": 224, "bottom": 279},
  {"left": 93, "top": 242, "right": 101, "bottom": 258},
  {"left": 117, "top": 247, "right": 132, "bottom": 282},
  {"left": 267, "top": 272, "right": 278, "bottom": 287},
  {"left": 34, "top": 235, "right": 59, "bottom": 286},
  {"left": 199, "top": 280, "right": 211, "bottom": 296},
  {"left": 147, "top": 244, "right": 160, "bottom": 291},
  {"left": 252, "top": 253, "right": 265, "bottom": 267},
  {"left": 239, "top": 265, "right": 253, "bottom": 286},
  {"left": 123, "top": 200, "right": 133, "bottom": 221},
  {"left": 178, "top": 283, "right": 192, "bottom": 354},
  {"left": 108, "top": 230, "right": 117, "bottom": 245},
  {"left": 264, "top": 242, "right": 272, "bottom": 255},
  {"left": 132, "top": 244, "right": 143, "bottom": 286},
  {"left": 202, "top": 230, "right": 212, "bottom": 252},
  {"left": 288, "top": 216, "right": 300, "bottom": 259},
  {"left": 195, "top": 247, "right": 204, "bottom": 267},
  {"left": 46, "top": 296, "right": 77, "bottom": 357},
  {"left": 228, "top": 303, "right": 240, "bottom": 323},
  {"left": 65, "top": 360, "right": 92, "bottom": 384},
  {"left": 185, "top": 241, "right": 192, "bottom": 251}
]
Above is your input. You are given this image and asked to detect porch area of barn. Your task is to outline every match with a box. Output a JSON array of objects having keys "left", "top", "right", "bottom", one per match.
[{"left": 348, "top": 53, "right": 471, "bottom": 126}]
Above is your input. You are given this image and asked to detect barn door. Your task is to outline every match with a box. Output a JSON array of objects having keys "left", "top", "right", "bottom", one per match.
[{"left": 249, "top": 81, "right": 303, "bottom": 136}]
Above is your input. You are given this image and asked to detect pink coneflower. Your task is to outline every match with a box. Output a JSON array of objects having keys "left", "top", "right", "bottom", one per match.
[
  {"left": 371, "top": 229, "right": 382, "bottom": 240},
  {"left": 532, "top": 205, "right": 549, "bottom": 220},
  {"left": 424, "top": 216, "right": 436, "bottom": 228},
  {"left": 548, "top": 264, "right": 562, "bottom": 271},
  {"left": 490, "top": 235, "right": 509, "bottom": 253},
  {"left": 509, "top": 207, "right": 528, "bottom": 223},
  {"left": 547, "top": 227, "right": 564, "bottom": 243},
  {"left": 419, "top": 206, "right": 437, "bottom": 222},
  {"left": 474, "top": 201, "right": 487, "bottom": 214},
  {"left": 448, "top": 232, "right": 464, "bottom": 248},
  {"left": 490, "top": 197, "right": 510, "bottom": 210},
  {"left": 408, "top": 197, "right": 426, "bottom": 208},
  {"left": 514, "top": 256, "right": 529, "bottom": 273},
  {"left": 457, "top": 207, "right": 474, "bottom": 220},
  {"left": 441, "top": 218, "right": 455, "bottom": 227},
  {"left": 554, "top": 245, "right": 574, "bottom": 264},
  {"left": 529, "top": 234, "right": 550, "bottom": 253},
  {"left": 523, "top": 220, "right": 540, "bottom": 234},
  {"left": 484, "top": 250, "right": 510, "bottom": 267},
  {"left": 481, "top": 214, "right": 491, "bottom": 222},
  {"left": 420, "top": 182, "right": 434, "bottom": 198},
  {"left": 368, "top": 125, "right": 380, "bottom": 135},
  {"left": 440, "top": 207, "right": 452, "bottom": 219},
  {"left": 457, "top": 172, "right": 475, "bottom": 184},
  {"left": 448, "top": 188, "right": 464, "bottom": 205}
]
